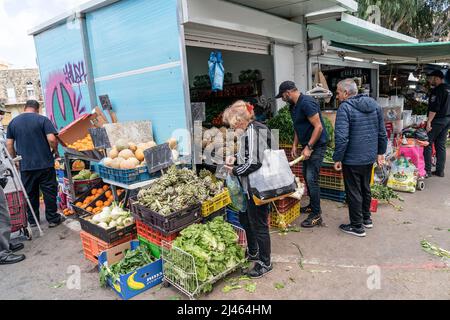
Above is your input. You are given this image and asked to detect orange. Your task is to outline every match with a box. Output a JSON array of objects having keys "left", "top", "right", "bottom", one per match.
[
  {"left": 91, "top": 189, "right": 97, "bottom": 195},
  {"left": 104, "top": 200, "right": 111, "bottom": 207},
  {"left": 102, "top": 185, "right": 109, "bottom": 191},
  {"left": 105, "top": 191, "right": 112, "bottom": 198},
  {"left": 95, "top": 200, "right": 104, "bottom": 208},
  {"left": 75, "top": 202, "right": 83, "bottom": 207},
  {"left": 86, "top": 207, "right": 93, "bottom": 212}
]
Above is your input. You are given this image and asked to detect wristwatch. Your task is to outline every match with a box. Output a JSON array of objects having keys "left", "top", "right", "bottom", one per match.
[{"left": 306, "top": 143, "right": 314, "bottom": 151}]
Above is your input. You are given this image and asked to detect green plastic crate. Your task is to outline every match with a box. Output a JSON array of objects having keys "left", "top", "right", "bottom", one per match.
[{"left": 138, "top": 235, "right": 161, "bottom": 259}]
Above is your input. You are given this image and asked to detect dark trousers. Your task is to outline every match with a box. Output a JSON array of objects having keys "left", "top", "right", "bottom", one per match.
[
  {"left": 0, "top": 187, "right": 11, "bottom": 256},
  {"left": 424, "top": 117, "right": 450, "bottom": 174},
  {"left": 239, "top": 196, "right": 271, "bottom": 266},
  {"left": 21, "top": 168, "right": 59, "bottom": 224},
  {"left": 342, "top": 164, "right": 373, "bottom": 228},
  {"left": 302, "top": 144, "right": 326, "bottom": 216}
]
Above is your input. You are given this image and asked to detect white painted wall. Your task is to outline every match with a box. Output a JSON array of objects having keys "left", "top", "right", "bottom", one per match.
[
  {"left": 185, "top": 46, "right": 275, "bottom": 99},
  {"left": 273, "top": 44, "right": 294, "bottom": 110}
]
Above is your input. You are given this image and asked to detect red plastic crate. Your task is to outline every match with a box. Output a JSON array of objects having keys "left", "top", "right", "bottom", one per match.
[
  {"left": 6, "top": 191, "right": 27, "bottom": 233},
  {"left": 135, "top": 219, "right": 178, "bottom": 246},
  {"left": 319, "top": 167, "right": 343, "bottom": 178},
  {"left": 273, "top": 197, "right": 299, "bottom": 213},
  {"left": 80, "top": 230, "right": 136, "bottom": 264}
]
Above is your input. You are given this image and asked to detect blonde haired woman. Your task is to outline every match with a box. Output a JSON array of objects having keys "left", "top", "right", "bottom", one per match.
[{"left": 223, "top": 100, "right": 273, "bottom": 278}]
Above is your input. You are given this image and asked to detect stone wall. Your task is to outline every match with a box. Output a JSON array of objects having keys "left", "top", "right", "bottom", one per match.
[{"left": 0, "top": 68, "right": 43, "bottom": 106}]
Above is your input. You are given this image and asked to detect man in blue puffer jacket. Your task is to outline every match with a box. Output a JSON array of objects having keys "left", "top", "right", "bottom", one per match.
[{"left": 333, "top": 79, "right": 387, "bottom": 237}]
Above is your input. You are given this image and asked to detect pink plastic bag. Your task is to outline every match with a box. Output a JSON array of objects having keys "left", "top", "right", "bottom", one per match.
[{"left": 398, "top": 145, "right": 426, "bottom": 177}]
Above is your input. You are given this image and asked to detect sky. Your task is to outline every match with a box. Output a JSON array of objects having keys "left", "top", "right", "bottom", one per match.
[{"left": 0, "top": 0, "right": 90, "bottom": 68}]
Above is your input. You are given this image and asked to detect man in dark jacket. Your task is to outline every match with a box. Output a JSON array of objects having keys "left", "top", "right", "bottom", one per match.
[
  {"left": 424, "top": 70, "right": 450, "bottom": 178},
  {"left": 333, "top": 79, "right": 387, "bottom": 237}
]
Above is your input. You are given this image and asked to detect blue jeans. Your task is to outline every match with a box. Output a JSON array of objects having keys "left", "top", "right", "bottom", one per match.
[{"left": 302, "top": 144, "right": 326, "bottom": 216}]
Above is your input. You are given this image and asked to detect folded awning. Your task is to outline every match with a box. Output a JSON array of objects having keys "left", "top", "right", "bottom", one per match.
[
  {"left": 331, "top": 41, "right": 450, "bottom": 59},
  {"left": 307, "top": 12, "right": 418, "bottom": 44}
]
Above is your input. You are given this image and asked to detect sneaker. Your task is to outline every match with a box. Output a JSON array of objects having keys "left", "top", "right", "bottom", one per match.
[
  {"left": 247, "top": 261, "right": 273, "bottom": 279},
  {"left": 339, "top": 224, "right": 366, "bottom": 237},
  {"left": 432, "top": 171, "right": 445, "bottom": 178},
  {"left": 363, "top": 219, "right": 373, "bottom": 229},
  {"left": 301, "top": 215, "right": 323, "bottom": 228},
  {"left": 300, "top": 205, "right": 312, "bottom": 214},
  {"left": 48, "top": 219, "right": 64, "bottom": 228}
]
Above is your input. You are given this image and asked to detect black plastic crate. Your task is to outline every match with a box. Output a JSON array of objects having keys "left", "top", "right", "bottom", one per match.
[
  {"left": 129, "top": 197, "right": 202, "bottom": 235},
  {"left": 72, "top": 184, "right": 125, "bottom": 217},
  {"left": 71, "top": 181, "right": 105, "bottom": 216},
  {"left": 78, "top": 214, "right": 137, "bottom": 244}
]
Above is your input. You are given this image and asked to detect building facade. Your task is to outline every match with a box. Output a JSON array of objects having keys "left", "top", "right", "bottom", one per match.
[{"left": 0, "top": 67, "right": 44, "bottom": 126}]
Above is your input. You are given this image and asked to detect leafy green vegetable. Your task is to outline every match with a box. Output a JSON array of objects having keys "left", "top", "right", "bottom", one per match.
[
  {"left": 322, "top": 117, "right": 335, "bottom": 149},
  {"left": 371, "top": 184, "right": 404, "bottom": 211},
  {"left": 274, "top": 282, "right": 285, "bottom": 290},
  {"left": 267, "top": 106, "right": 294, "bottom": 145},
  {"left": 324, "top": 147, "right": 334, "bottom": 163},
  {"left": 222, "top": 285, "right": 243, "bottom": 293},
  {"left": 164, "top": 217, "right": 246, "bottom": 294},
  {"left": 420, "top": 240, "right": 450, "bottom": 259},
  {"left": 99, "top": 245, "right": 155, "bottom": 288},
  {"left": 245, "top": 283, "right": 257, "bottom": 293}
]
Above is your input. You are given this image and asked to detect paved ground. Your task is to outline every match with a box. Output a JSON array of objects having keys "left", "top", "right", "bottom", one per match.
[{"left": 1, "top": 151, "right": 449, "bottom": 300}]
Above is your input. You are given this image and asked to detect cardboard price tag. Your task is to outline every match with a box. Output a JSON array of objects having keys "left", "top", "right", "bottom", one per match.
[
  {"left": 99, "top": 95, "right": 112, "bottom": 111},
  {"left": 144, "top": 143, "right": 174, "bottom": 173},
  {"left": 88, "top": 128, "right": 111, "bottom": 149}
]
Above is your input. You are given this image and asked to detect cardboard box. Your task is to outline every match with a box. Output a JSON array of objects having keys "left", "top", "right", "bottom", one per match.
[
  {"left": 58, "top": 113, "right": 108, "bottom": 147},
  {"left": 98, "top": 240, "right": 163, "bottom": 300}
]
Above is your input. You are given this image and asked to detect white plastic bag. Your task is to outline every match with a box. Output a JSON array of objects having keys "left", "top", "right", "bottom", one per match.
[
  {"left": 387, "top": 157, "right": 417, "bottom": 193},
  {"left": 248, "top": 149, "right": 297, "bottom": 204}
]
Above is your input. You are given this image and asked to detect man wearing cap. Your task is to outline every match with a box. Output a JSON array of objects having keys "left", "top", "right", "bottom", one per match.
[
  {"left": 425, "top": 70, "right": 450, "bottom": 178},
  {"left": 6, "top": 100, "right": 62, "bottom": 228},
  {"left": 276, "top": 81, "right": 328, "bottom": 228}
]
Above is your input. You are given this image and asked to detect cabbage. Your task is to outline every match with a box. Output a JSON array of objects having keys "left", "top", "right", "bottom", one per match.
[
  {"left": 98, "top": 222, "right": 108, "bottom": 229},
  {"left": 92, "top": 214, "right": 102, "bottom": 223},
  {"left": 123, "top": 217, "right": 134, "bottom": 226},
  {"left": 109, "top": 221, "right": 117, "bottom": 228}
]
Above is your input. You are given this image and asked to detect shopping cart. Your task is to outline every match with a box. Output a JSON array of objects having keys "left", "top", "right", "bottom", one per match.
[
  {"left": 6, "top": 190, "right": 32, "bottom": 240},
  {"left": 397, "top": 140, "right": 427, "bottom": 191}
]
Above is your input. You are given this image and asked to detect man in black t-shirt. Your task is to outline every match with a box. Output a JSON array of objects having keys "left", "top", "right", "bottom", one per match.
[
  {"left": 6, "top": 100, "right": 62, "bottom": 228},
  {"left": 276, "top": 81, "right": 328, "bottom": 228},
  {"left": 424, "top": 70, "right": 450, "bottom": 178}
]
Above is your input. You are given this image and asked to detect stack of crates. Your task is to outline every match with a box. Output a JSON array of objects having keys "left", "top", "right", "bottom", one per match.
[
  {"left": 80, "top": 230, "right": 135, "bottom": 264},
  {"left": 319, "top": 164, "right": 346, "bottom": 202}
]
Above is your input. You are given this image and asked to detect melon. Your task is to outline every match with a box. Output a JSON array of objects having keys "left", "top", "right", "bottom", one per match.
[
  {"left": 128, "top": 157, "right": 140, "bottom": 167},
  {"left": 118, "top": 149, "right": 134, "bottom": 160},
  {"left": 135, "top": 149, "right": 145, "bottom": 161},
  {"left": 103, "top": 157, "right": 114, "bottom": 167},
  {"left": 115, "top": 139, "right": 129, "bottom": 152},
  {"left": 120, "top": 158, "right": 137, "bottom": 170},
  {"left": 111, "top": 158, "right": 124, "bottom": 169},
  {"left": 128, "top": 142, "right": 137, "bottom": 152},
  {"left": 108, "top": 147, "right": 119, "bottom": 159}
]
